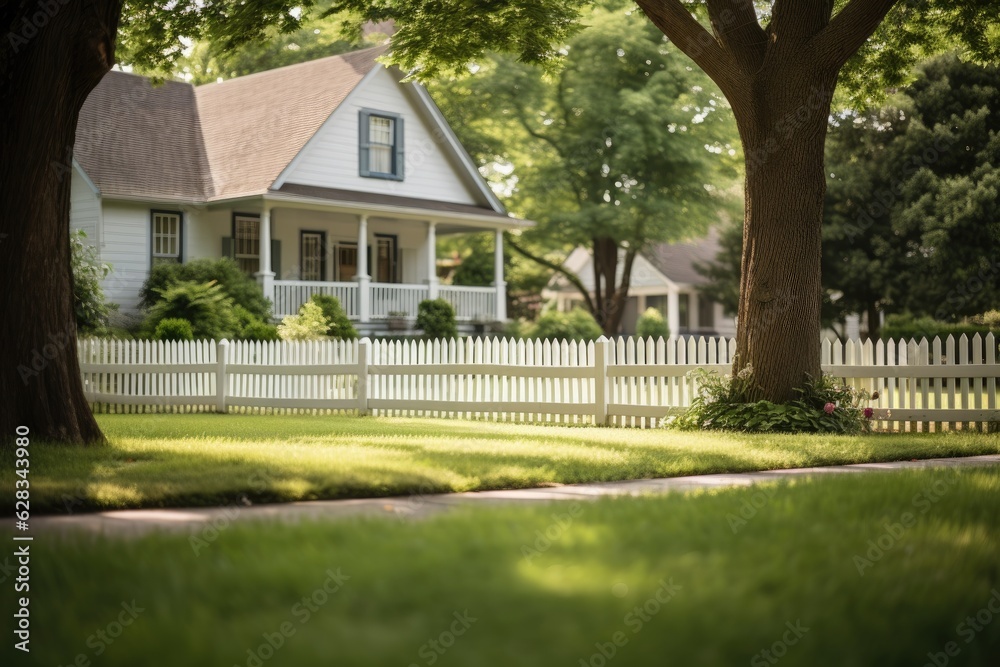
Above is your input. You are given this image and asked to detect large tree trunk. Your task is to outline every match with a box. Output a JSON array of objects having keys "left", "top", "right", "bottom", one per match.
[
  {"left": 592, "top": 236, "right": 632, "bottom": 336},
  {"left": 1, "top": 1, "right": 123, "bottom": 444},
  {"left": 732, "top": 71, "right": 837, "bottom": 402}
]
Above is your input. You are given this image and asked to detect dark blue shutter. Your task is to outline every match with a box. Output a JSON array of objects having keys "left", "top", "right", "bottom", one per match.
[
  {"left": 358, "top": 110, "right": 371, "bottom": 177},
  {"left": 222, "top": 237, "right": 235, "bottom": 259},
  {"left": 271, "top": 240, "right": 281, "bottom": 277},
  {"left": 393, "top": 116, "right": 405, "bottom": 180}
]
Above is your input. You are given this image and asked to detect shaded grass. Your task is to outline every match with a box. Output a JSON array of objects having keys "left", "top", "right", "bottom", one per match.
[
  {"left": 19, "top": 467, "right": 1000, "bottom": 666},
  {"left": 4, "top": 413, "right": 999, "bottom": 513}
]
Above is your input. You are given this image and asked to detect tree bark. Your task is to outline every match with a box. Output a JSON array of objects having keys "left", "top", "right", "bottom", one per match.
[
  {"left": 1, "top": 0, "right": 123, "bottom": 444},
  {"left": 732, "top": 68, "right": 837, "bottom": 402},
  {"left": 865, "top": 301, "right": 881, "bottom": 341}
]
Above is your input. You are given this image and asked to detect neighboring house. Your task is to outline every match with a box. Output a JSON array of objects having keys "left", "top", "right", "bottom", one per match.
[
  {"left": 70, "top": 46, "right": 529, "bottom": 328},
  {"left": 542, "top": 230, "right": 737, "bottom": 338}
]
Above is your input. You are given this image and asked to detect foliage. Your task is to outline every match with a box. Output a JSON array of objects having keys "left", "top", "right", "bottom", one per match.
[
  {"left": 416, "top": 299, "right": 458, "bottom": 340},
  {"left": 140, "top": 259, "right": 271, "bottom": 321},
  {"left": 667, "top": 368, "right": 876, "bottom": 434},
  {"left": 429, "top": 0, "right": 738, "bottom": 333},
  {"left": 153, "top": 318, "right": 195, "bottom": 342},
  {"left": 880, "top": 313, "right": 1000, "bottom": 341},
  {"left": 527, "top": 308, "right": 602, "bottom": 343},
  {"left": 636, "top": 307, "right": 670, "bottom": 340},
  {"left": 238, "top": 321, "right": 281, "bottom": 342},
  {"left": 70, "top": 230, "right": 113, "bottom": 334},
  {"left": 143, "top": 281, "right": 238, "bottom": 340},
  {"left": 277, "top": 301, "right": 330, "bottom": 340},
  {"left": 310, "top": 294, "right": 358, "bottom": 340}
]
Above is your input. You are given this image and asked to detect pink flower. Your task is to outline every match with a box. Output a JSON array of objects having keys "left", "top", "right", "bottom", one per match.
[
  {"left": 864, "top": 407, "right": 874, "bottom": 419},
  {"left": 824, "top": 402, "right": 836, "bottom": 414}
]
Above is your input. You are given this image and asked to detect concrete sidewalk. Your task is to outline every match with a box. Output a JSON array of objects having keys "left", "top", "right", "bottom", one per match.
[{"left": 30, "top": 454, "right": 1000, "bottom": 538}]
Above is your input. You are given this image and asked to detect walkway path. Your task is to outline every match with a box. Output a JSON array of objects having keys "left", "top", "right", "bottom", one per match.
[{"left": 31, "top": 454, "right": 1000, "bottom": 538}]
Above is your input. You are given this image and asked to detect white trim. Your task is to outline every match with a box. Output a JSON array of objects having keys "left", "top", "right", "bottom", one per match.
[
  {"left": 409, "top": 83, "right": 507, "bottom": 214},
  {"left": 271, "top": 66, "right": 383, "bottom": 191},
  {"left": 72, "top": 160, "right": 100, "bottom": 196},
  {"left": 73, "top": 160, "right": 104, "bottom": 247}
]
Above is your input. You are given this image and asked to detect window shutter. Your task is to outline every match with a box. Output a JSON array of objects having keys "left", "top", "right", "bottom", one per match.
[
  {"left": 271, "top": 240, "right": 281, "bottom": 277},
  {"left": 358, "top": 110, "right": 371, "bottom": 177},
  {"left": 394, "top": 116, "right": 405, "bottom": 180},
  {"left": 222, "top": 237, "right": 235, "bottom": 259}
]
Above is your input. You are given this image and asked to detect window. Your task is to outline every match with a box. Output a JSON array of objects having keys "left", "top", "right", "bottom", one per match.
[
  {"left": 234, "top": 214, "right": 260, "bottom": 275},
  {"left": 300, "top": 231, "right": 326, "bottom": 282},
  {"left": 335, "top": 243, "right": 358, "bottom": 282},
  {"left": 151, "top": 211, "right": 182, "bottom": 265},
  {"left": 359, "top": 110, "right": 404, "bottom": 180},
  {"left": 698, "top": 297, "right": 715, "bottom": 330},
  {"left": 375, "top": 234, "right": 398, "bottom": 283}
]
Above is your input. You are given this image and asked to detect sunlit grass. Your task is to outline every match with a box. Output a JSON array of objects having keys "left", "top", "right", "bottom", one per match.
[
  {"left": 4, "top": 413, "right": 998, "bottom": 512},
  {"left": 21, "top": 467, "right": 1000, "bottom": 666}
]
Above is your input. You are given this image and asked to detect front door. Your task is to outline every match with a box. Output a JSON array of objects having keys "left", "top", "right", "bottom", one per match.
[
  {"left": 336, "top": 243, "right": 358, "bottom": 282},
  {"left": 300, "top": 231, "right": 325, "bottom": 281},
  {"left": 375, "top": 234, "right": 398, "bottom": 283}
]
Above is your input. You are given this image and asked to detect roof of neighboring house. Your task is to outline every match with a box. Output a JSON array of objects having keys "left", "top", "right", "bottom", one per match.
[
  {"left": 74, "top": 46, "right": 508, "bottom": 217},
  {"left": 640, "top": 228, "right": 722, "bottom": 286}
]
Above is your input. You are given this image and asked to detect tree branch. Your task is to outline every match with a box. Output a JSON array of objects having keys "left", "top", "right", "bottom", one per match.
[
  {"left": 811, "top": 0, "right": 901, "bottom": 71},
  {"left": 506, "top": 236, "right": 597, "bottom": 316},
  {"left": 705, "top": 0, "right": 767, "bottom": 74},
  {"left": 634, "top": 0, "right": 742, "bottom": 98}
]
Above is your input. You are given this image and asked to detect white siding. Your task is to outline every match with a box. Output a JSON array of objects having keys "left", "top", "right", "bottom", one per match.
[
  {"left": 281, "top": 67, "right": 481, "bottom": 205},
  {"left": 100, "top": 203, "right": 151, "bottom": 312},
  {"left": 69, "top": 167, "right": 100, "bottom": 246},
  {"left": 187, "top": 208, "right": 232, "bottom": 262}
]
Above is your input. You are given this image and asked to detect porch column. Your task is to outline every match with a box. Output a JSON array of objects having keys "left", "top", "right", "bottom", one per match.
[
  {"left": 256, "top": 204, "right": 275, "bottom": 307},
  {"left": 493, "top": 229, "right": 507, "bottom": 322},
  {"left": 426, "top": 221, "right": 439, "bottom": 299},
  {"left": 357, "top": 214, "right": 370, "bottom": 323},
  {"left": 667, "top": 290, "right": 679, "bottom": 338}
]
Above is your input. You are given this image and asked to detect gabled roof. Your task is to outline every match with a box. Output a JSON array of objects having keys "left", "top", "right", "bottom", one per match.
[
  {"left": 640, "top": 228, "right": 722, "bottom": 286},
  {"left": 196, "top": 46, "right": 384, "bottom": 199},
  {"left": 74, "top": 46, "right": 508, "bottom": 216}
]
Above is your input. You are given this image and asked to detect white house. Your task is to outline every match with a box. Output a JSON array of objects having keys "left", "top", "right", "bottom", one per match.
[
  {"left": 70, "top": 46, "right": 530, "bottom": 328},
  {"left": 543, "top": 230, "right": 737, "bottom": 338}
]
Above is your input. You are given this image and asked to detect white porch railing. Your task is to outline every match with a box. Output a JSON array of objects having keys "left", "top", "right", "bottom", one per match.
[
  {"left": 439, "top": 285, "right": 496, "bottom": 322},
  {"left": 274, "top": 281, "right": 359, "bottom": 319},
  {"left": 370, "top": 283, "right": 430, "bottom": 319}
]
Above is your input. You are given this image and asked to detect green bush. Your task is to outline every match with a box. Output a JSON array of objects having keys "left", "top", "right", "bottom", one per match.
[
  {"left": 153, "top": 318, "right": 194, "bottom": 342},
  {"left": 70, "top": 230, "right": 114, "bottom": 334},
  {"left": 239, "top": 321, "right": 281, "bottom": 342},
  {"left": 528, "top": 308, "right": 603, "bottom": 343},
  {"left": 417, "top": 299, "right": 458, "bottom": 340},
  {"left": 139, "top": 258, "right": 270, "bottom": 320},
  {"left": 881, "top": 313, "right": 999, "bottom": 341},
  {"left": 277, "top": 301, "right": 329, "bottom": 340},
  {"left": 666, "top": 368, "right": 875, "bottom": 434},
  {"left": 142, "top": 281, "right": 238, "bottom": 340},
  {"left": 636, "top": 307, "right": 669, "bottom": 340},
  {"left": 310, "top": 294, "right": 358, "bottom": 340}
]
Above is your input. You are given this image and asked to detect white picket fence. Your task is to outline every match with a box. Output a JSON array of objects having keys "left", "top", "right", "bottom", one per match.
[{"left": 77, "top": 334, "right": 1000, "bottom": 431}]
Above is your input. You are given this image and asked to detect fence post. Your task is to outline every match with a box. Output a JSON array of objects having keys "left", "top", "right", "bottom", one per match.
[
  {"left": 357, "top": 337, "right": 371, "bottom": 416},
  {"left": 216, "top": 339, "right": 229, "bottom": 414},
  {"left": 594, "top": 335, "right": 609, "bottom": 426}
]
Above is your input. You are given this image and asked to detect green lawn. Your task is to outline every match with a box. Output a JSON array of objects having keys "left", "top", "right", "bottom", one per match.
[
  {"left": 21, "top": 467, "right": 1000, "bottom": 666},
  {"left": 6, "top": 413, "right": 999, "bottom": 513}
]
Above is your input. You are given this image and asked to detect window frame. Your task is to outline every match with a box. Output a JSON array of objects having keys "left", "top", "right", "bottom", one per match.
[
  {"left": 150, "top": 209, "right": 183, "bottom": 266},
  {"left": 231, "top": 212, "right": 261, "bottom": 276},
  {"left": 374, "top": 233, "right": 399, "bottom": 284},
  {"left": 359, "top": 109, "right": 404, "bottom": 181},
  {"left": 299, "top": 230, "right": 327, "bottom": 282}
]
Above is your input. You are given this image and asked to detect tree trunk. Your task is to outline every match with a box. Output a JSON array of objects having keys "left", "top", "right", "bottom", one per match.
[
  {"left": 1, "top": 1, "right": 123, "bottom": 444},
  {"left": 592, "top": 236, "right": 630, "bottom": 336},
  {"left": 733, "top": 72, "right": 837, "bottom": 402},
  {"left": 865, "top": 302, "right": 881, "bottom": 341}
]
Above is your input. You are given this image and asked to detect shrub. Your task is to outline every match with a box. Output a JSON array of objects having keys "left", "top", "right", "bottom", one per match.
[
  {"left": 70, "top": 230, "right": 114, "bottom": 334},
  {"left": 636, "top": 307, "right": 669, "bottom": 340},
  {"left": 665, "top": 367, "right": 875, "bottom": 434},
  {"left": 881, "top": 313, "right": 999, "bottom": 341},
  {"left": 528, "top": 308, "right": 603, "bottom": 342},
  {"left": 310, "top": 294, "right": 358, "bottom": 340},
  {"left": 143, "top": 281, "right": 238, "bottom": 340},
  {"left": 417, "top": 299, "right": 458, "bottom": 340},
  {"left": 140, "top": 258, "right": 270, "bottom": 320},
  {"left": 240, "top": 321, "right": 281, "bottom": 342},
  {"left": 278, "top": 301, "right": 329, "bottom": 340},
  {"left": 153, "top": 318, "right": 194, "bottom": 342}
]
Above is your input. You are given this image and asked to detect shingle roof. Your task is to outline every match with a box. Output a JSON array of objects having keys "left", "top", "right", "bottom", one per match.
[
  {"left": 196, "top": 46, "right": 384, "bottom": 199},
  {"left": 75, "top": 72, "right": 212, "bottom": 200},
  {"left": 640, "top": 228, "right": 722, "bottom": 286},
  {"left": 73, "top": 46, "right": 386, "bottom": 202},
  {"left": 277, "top": 183, "right": 512, "bottom": 219}
]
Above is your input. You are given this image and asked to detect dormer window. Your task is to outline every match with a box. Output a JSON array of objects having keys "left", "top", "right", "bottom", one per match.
[{"left": 359, "top": 110, "right": 404, "bottom": 180}]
